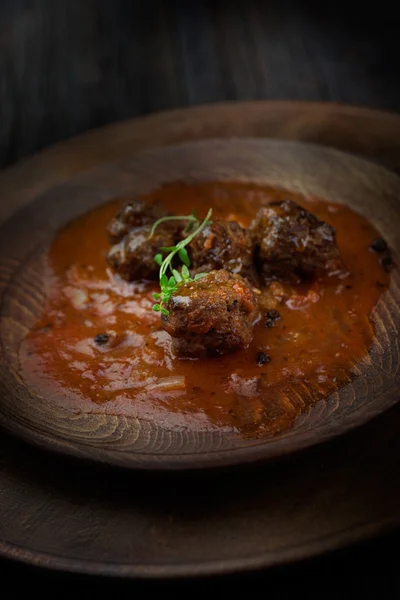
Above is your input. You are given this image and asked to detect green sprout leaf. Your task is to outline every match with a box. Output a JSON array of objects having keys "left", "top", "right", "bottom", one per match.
[
  {"left": 178, "top": 247, "right": 190, "bottom": 267},
  {"left": 172, "top": 269, "right": 182, "bottom": 282},
  {"left": 154, "top": 253, "right": 163, "bottom": 266},
  {"left": 185, "top": 222, "right": 194, "bottom": 234},
  {"left": 181, "top": 265, "right": 190, "bottom": 280}
]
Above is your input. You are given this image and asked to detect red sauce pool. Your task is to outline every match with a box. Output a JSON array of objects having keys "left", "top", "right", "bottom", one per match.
[{"left": 20, "top": 182, "right": 389, "bottom": 436}]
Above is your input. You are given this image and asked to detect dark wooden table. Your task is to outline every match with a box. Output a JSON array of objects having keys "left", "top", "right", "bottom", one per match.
[
  {"left": 0, "top": 0, "right": 398, "bottom": 594},
  {"left": 1, "top": 0, "right": 399, "bottom": 169}
]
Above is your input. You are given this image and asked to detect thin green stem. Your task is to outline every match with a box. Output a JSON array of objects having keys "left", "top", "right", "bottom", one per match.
[
  {"left": 148, "top": 215, "right": 198, "bottom": 240},
  {"left": 152, "top": 208, "right": 213, "bottom": 314}
]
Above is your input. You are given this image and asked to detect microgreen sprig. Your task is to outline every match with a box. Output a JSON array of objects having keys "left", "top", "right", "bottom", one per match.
[{"left": 151, "top": 208, "right": 213, "bottom": 315}]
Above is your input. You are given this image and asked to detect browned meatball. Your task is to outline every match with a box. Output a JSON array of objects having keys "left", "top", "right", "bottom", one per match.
[
  {"left": 107, "top": 199, "right": 166, "bottom": 244},
  {"left": 249, "top": 200, "right": 339, "bottom": 282},
  {"left": 162, "top": 270, "right": 258, "bottom": 356},
  {"left": 187, "top": 219, "right": 254, "bottom": 278},
  {"left": 107, "top": 224, "right": 175, "bottom": 281}
]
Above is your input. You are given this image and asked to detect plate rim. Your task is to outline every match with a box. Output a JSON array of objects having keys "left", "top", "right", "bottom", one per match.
[
  {"left": 0, "top": 137, "right": 399, "bottom": 470},
  {"left": 0, "top": 517, "right": 397, "bottom": 578}
]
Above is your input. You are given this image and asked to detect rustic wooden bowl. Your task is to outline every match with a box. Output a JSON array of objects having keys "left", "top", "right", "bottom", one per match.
[{"left": 0, "top": 138, "right": 399, "bottom": 470}]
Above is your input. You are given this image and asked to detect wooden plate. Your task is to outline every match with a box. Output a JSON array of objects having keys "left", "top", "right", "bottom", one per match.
[
  {"left": 0, "top": 103, "right": 399, "bottom": 578},
  {"left": 0, "top": 137, "right": 399, "bottom": 470}
]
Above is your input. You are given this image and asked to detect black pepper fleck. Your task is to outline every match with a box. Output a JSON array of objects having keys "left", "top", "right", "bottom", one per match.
[
  {"left": 94, "top": 333, "right": 109, "bottom": 345},
  {"left": 265, "top": 309, "right": 281, "bottom": 328},
  {"left": 370, "top": 238, "right": 388, "bottom": 253},
  {"left": 257, "top": 351, "right": 271, "bottom": 366},
  {"left": 381, "top": 255, "right": 393, "bottom": 272}
]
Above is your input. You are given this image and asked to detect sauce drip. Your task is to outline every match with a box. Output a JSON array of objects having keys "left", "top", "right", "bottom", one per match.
[{"left": 20, "top": 182, "right": 389, "bottom": 436}]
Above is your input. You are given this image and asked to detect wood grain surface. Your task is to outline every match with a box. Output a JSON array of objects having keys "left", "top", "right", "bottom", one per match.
[
  {"left": 0, "top": 102, "right": 399, "bottom": 579},
  {"left": 1, "top": 137, "right": 400, "bottom": 470}
]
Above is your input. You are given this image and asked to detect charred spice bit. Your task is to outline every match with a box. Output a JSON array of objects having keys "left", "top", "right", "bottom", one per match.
[
  {"left": 370, "top": 238, "right": 388, "bottom": 253},
  {"left": 94, "top": 333, "right": 109, "bottom": 345},
  {"left": 257, "top": 351, "right": 271, "bottom": 366},
  {"left": 265, "top": 309, "right": 281, "bottom": 328},
  {"left": 380, "top": 254, "right": 394, "bottom": 273}
]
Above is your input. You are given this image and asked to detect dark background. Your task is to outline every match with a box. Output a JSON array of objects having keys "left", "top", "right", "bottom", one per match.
[
  {"left": 0, "top": 0, "right": 399, "bottom": 595},
  {"left": 1, "top": 0, "right": 399, "bottom": 168}
]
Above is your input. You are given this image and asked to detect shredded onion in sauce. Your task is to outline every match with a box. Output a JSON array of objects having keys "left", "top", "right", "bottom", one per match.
[{"left": 146, "top": 376, "right": 187, "bottom": 392}]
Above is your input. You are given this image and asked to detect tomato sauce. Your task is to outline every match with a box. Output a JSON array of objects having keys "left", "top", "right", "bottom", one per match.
[{"left": 20, "top": 182, "right": 390, "bottom": 437}]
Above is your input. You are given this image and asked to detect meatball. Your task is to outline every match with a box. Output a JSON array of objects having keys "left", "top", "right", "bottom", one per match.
[
  {"left": 107, "top": 198, "right": 166, "bottom": 244},
  {"left": 162, "top": 270, "right": 258, "bottom": 356},
  {"left": 107, "top": 224, "right": 175, "bottom": 281},
  {"left": 188, "top": 219, "right": 254, "bottom": 279},
  {"left": 250, "top": 200, "right": 339, "bottom": 282}
]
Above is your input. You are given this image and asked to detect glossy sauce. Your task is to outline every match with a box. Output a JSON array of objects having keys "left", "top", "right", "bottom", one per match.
[{"left": 20, "top": 182, "right": 390, "bottom": 436}]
